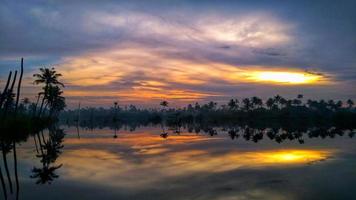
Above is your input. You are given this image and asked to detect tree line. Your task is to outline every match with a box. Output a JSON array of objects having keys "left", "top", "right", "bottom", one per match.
[{"left": 61, "top": 94, "right": 355, "bottom": 129}]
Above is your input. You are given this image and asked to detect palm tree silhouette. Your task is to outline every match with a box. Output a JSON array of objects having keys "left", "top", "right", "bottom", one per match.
[
  {"left": 251, "top": 96, "right": 263, "bottom": 109},
  {"left": 44, "top": 85, "right": 65, "bottom": 117},
  {"left": 346, "top": 99, "right": 354, "bottom": 108},
  {"left": 266, "top": 98, "right": 275, "bottom": 110},
  {"left": 30, "top": 164, "right": 63, "bottom": 185},
  {"left": 160, "top": 100, "right": 169, "bottom": 110},
  {"left": 227, "top": 99, "right": 238, "bottom": 110},
  {"left": 31, "top": 127, "right": 65, "bottom": 185},
  {"left": 242, "top": 98, "right": 252, "bottom": 111},
  {"left": 33, "top": 68, "right": 64, "bottom": 87},
  {"left": 33, "top": 68, "right": 64, "bottom": 116}
]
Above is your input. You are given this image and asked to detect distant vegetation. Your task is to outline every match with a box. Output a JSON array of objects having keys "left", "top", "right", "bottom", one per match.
[{"left": 60, "top": 94, "right": 356, "bottom": 130}]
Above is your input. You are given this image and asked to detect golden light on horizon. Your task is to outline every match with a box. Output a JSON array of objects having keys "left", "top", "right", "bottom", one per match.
[{"left": 248, "top": 71, "right": 322, "bottom": 84}]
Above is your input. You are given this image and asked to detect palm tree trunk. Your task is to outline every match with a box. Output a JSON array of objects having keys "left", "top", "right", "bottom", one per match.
[
  {"left": 14, "top": 58, "right": 24, "bottom": 114},
  {"left": 38, "top": 97, "right": 46, "bottom": 117},
  {"left": 1, "top": 143, "right": 13, "bottom": 194},
  {"left": 0, "top": 71, "right": 12, "bottom": 109},
  {"left": 38, "top": 83, "right": 49, "bottom": 117},
  {"left": 41, "top": 131, "right": 46, "bottom": 144},
  {"left": 33, "top": 94, "right": 41, "bottom": 117},
  {"left": 12, "top": 59, "right": 23, "bottom": 200},
  {"left": 0, "top": 166, "right": 7, "bottom": 200},
  {"left": 13, "top": 142, "right": 19, "bottom": 200},
  {"left": 43, "top": 102, "right": 49, "bottom": 117},
  {"left": 2, "top": 71, "right": 17, "bottom": 118},
  {"left": 76, "top": 125, "right": 80, "bottom": 139},
  {"left": 161, "top": 123, "right": 166, "bottom": 133},
  {"left": 33, "top": 136, "right": 39, "bottom": 154},
  {"left": 36, "top": 134, "right": 44, "bottom": 155}
]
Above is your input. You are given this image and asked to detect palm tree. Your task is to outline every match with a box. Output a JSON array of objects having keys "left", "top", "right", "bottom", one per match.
[
  {"left": 33, "top": 68, "right": 64, "bottom": 116},
  {"left": 251, "top": 97, "right": 263, "bottom": 109},
  {"left": 335, "top": 100, "right": 343, "bottom": 110},
  {"left": 242, "top": 98, "right": 252, "bottom": 111},
  {"left": 273, "top": 95, "right": 282, "bottom": 109},
  {"left": 278, "top": 97, "right": 287, "bottom": 108},
  {"left": 207, "top": 101, "right": 217, "bottom": 110},
  {"left": 292, "top": 99, "right": 302, "bottom": 106},
  {"left": 266, "top": 98, "right": 275, "bottom": 110},
  {"left": 160, "top": 101, "right": 168, "bottom": 110},
  {"left": 45, "top": 86, "right": 65, "bottom": 116},
  {"left": 292, "top": 94, "right": 303, "bottom": 106},
  {"left": 113, "top": 102, "right": 119, "bottom": 138},
  {"left": 113, "top": 102, "right": 119, "bottom": 122},
  {"left": 327, "top": 100, "right": 336, "bottom": 110},
  {"left": 33, "top": 68, "right": 64, "bottom": 87},
  {"left": 346, "top": 99, "right": 354, "bottom": 108},
  {"left": 227, "top": 99, "right": 238, "bottom": 110}
]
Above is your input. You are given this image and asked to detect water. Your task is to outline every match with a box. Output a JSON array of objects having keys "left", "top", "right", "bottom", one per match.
[{"left": 7, "top": 126, "right": 356, "bottom": 199}]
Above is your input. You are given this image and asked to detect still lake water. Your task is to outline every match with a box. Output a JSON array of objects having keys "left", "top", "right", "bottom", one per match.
[{"left": 10, "top": 126, "right": 356, "bottom": 200}]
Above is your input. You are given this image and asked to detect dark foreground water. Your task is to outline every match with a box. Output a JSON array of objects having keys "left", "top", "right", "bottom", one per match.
[{"left": 7, "top": 126, "right": 356, "bottom": 200}]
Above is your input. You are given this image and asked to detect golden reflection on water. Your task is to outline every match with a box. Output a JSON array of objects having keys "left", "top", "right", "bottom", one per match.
[
  {"left": 253, "top": 150, "right": 329, "bottom": 164},
  {"left": 56, "top": 133, "right": 333, "bottom": 188}
]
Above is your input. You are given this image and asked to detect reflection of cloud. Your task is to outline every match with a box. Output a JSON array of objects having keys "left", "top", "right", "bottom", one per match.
[
  {"left": 59, "top": 147, "right": 331, "bottom": 188},
  {"left": 59, "top": 132, "right": 333, "bottom": 189}
]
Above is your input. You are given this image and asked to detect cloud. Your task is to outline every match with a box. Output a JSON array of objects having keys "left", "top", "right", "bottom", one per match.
[{"left": 1, "top": 0, "right": 355, "bottom": 107}]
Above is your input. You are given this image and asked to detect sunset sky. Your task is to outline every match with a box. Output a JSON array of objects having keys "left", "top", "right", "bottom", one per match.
[{"left": 1, "top": 0, "right": 355, "bottom": 107}]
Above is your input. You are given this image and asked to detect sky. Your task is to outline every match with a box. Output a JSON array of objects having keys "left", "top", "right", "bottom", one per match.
[{"left": 1, "top": 0, "right": 356, "bottom": 107}]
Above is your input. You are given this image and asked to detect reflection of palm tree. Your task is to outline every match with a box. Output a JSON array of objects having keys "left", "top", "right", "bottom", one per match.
[
  {"left": 0, "top": 139, "right": 23, "bottom": 200},
  {"left": 160, "top": 132, "right": 168, "bottom": 139},
  {"left": 31, "top": 127, "right": 65, "bottom": 185},
  {"left": 228, "top": 128, "right": 239, "bottom": 140},
  {"left": 1, "top": 142, "right": 13, "bottom": 194},
  {"left": 13, "top": 140, "right": 19, "bottom": 200},
  {"left": 30, "top": 164, "right": 63, "bottom": 184},
  {"left": 159, "top": 101, "right": 169, "bottom": 138},
  {"left": 160, "top": 123, "right": 168, "bottom": 139},
  {"left": 0, "top": 167, "right": 7, "bottom": 200}
]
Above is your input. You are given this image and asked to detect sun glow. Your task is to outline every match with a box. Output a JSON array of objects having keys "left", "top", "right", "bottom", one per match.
[
  {"left": 261, "top": 150, "right": 329, "bottom": 163},
  {"left": 249, "top": 71, "right": 322, "bottom": 84}
]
